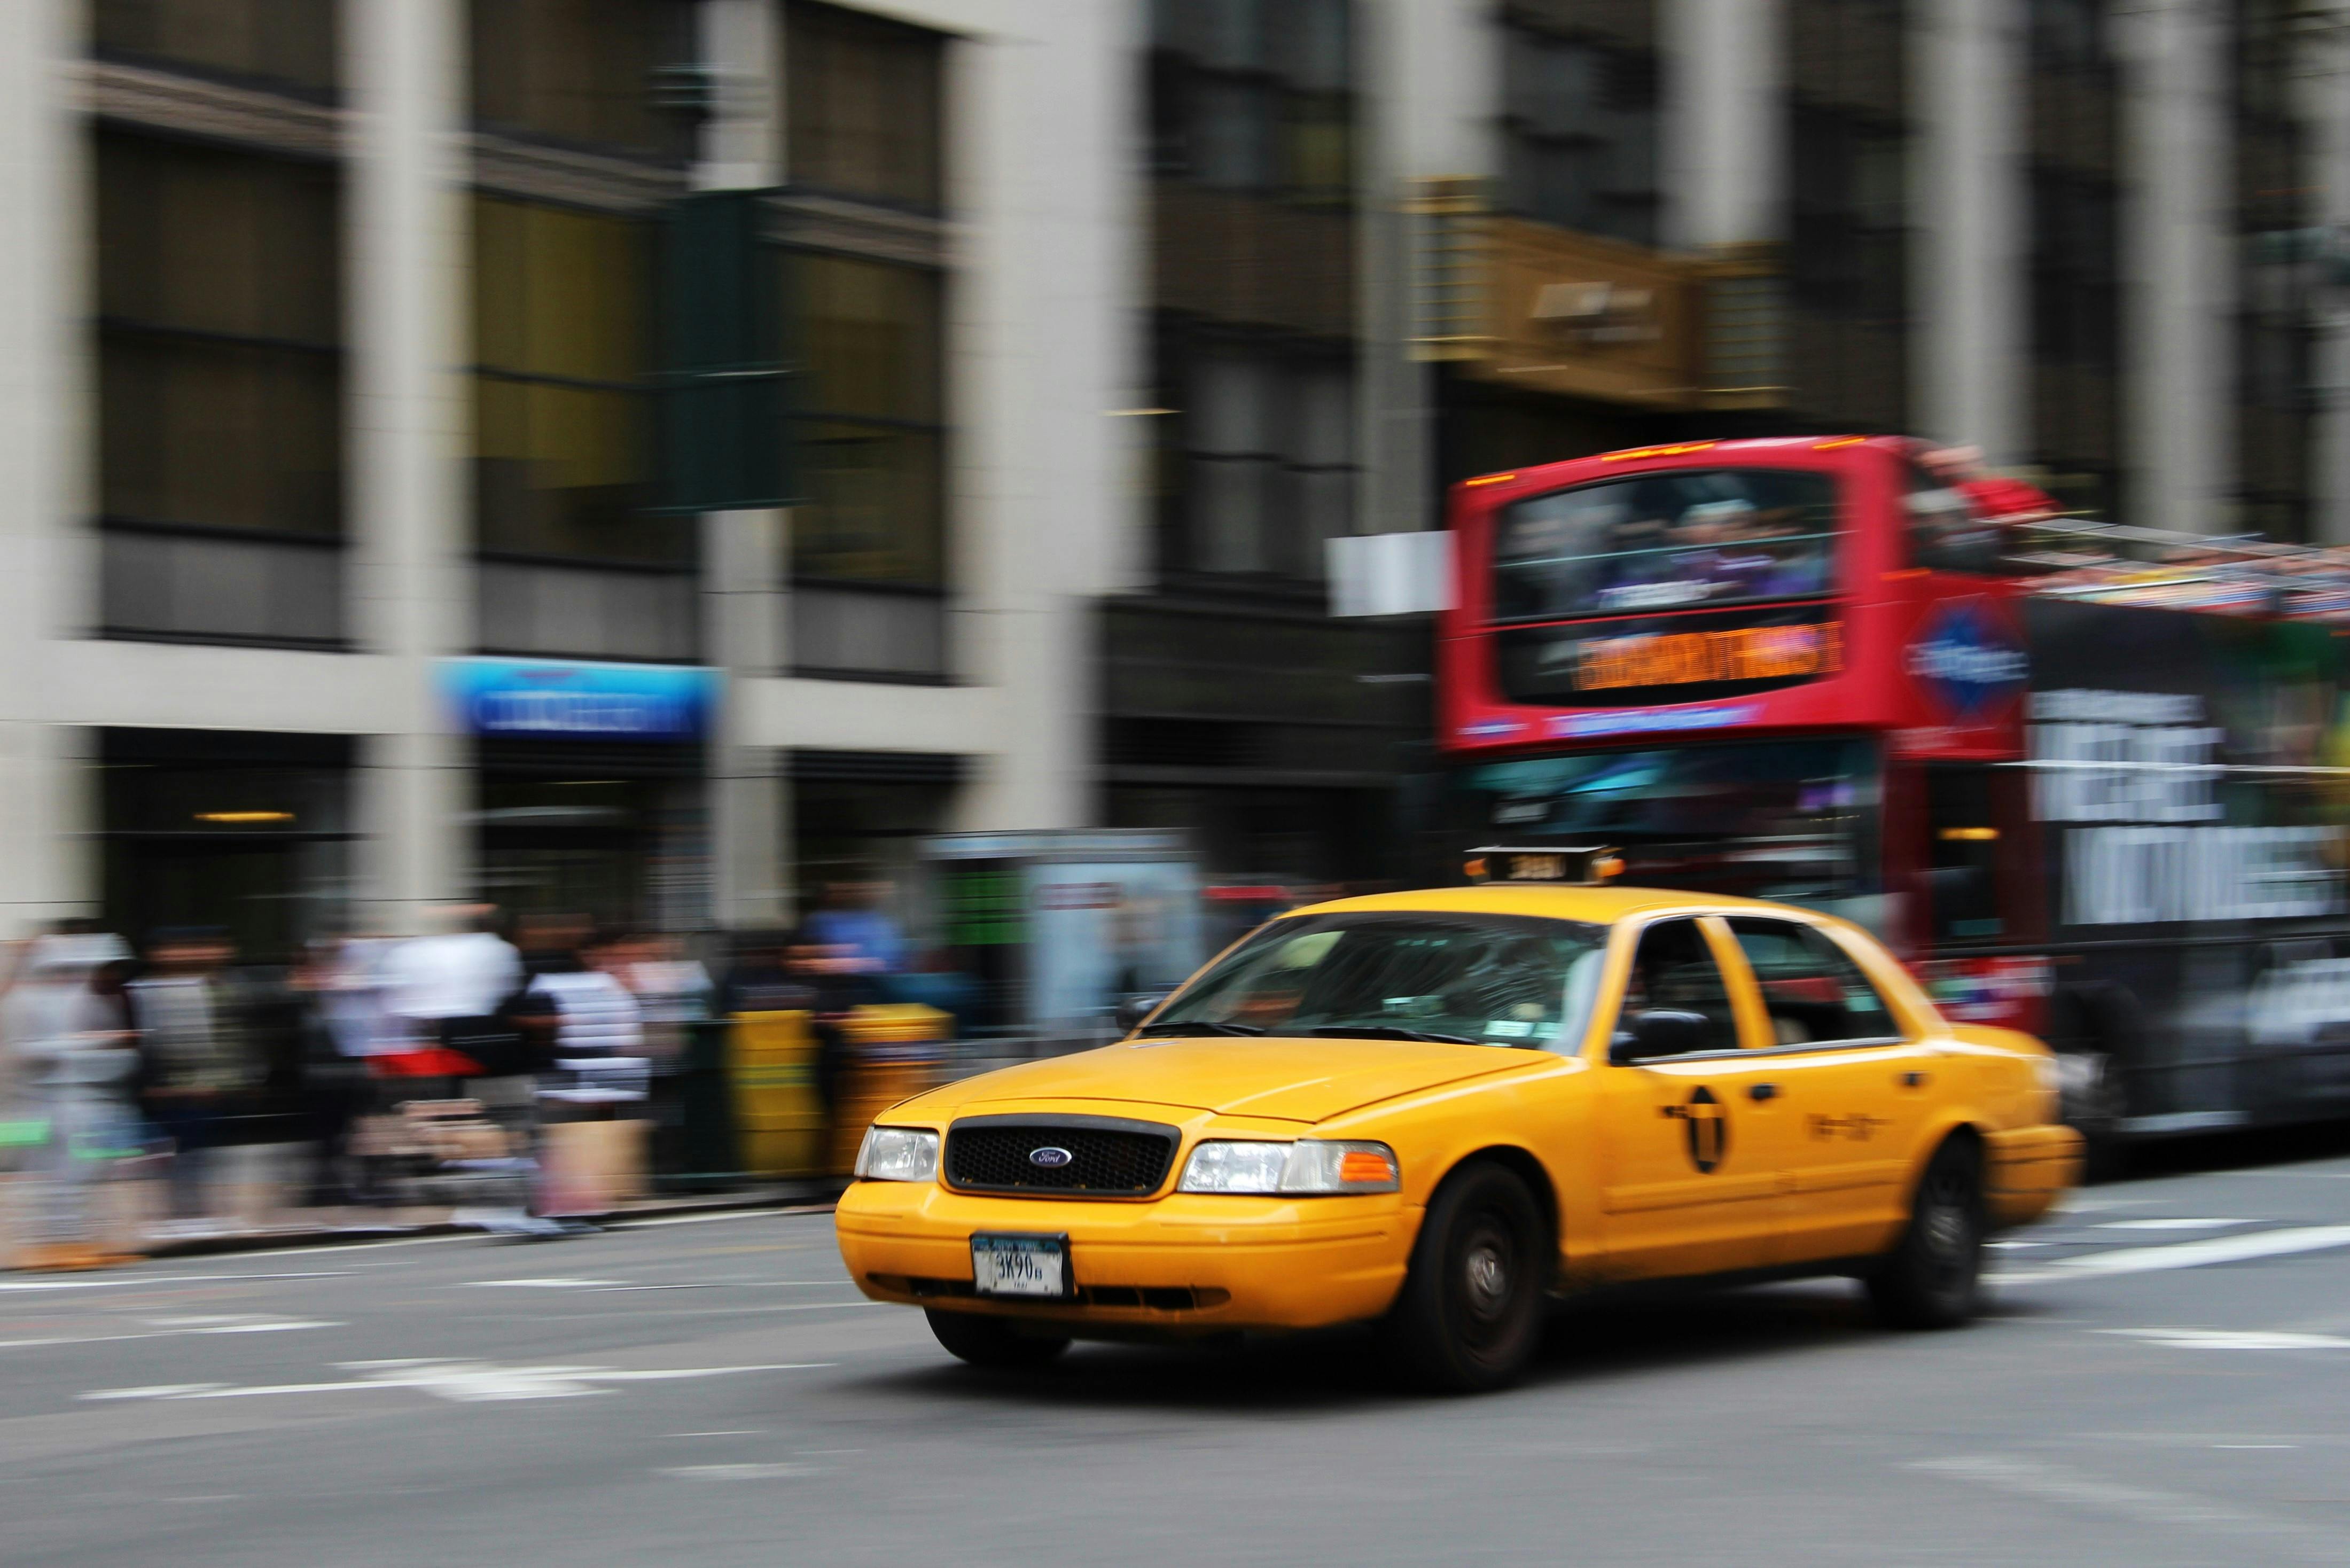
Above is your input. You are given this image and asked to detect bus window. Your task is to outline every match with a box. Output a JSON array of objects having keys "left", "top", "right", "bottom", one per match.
[
  {"left": 1926, "top": 765, "right": 2005, "bottom": 939},
  {"left": 1493, "top": 468, "right": 1839, "bottom": 621},
  {"left": 1906, "top": 464, "right": 2004, "bottom": 575}
]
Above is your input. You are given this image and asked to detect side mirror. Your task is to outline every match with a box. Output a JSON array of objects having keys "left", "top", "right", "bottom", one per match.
[
  {"left": 1610, "top": 1009, "right": 1712, "bottom": 1065},
  {"left": 1115, "top": 989, "right": 1175, "bottom": 1033}
]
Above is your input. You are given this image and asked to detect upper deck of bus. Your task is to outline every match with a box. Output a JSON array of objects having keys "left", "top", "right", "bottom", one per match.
[{"left": 1436, "top": 435, "right": 2350, "bottom": 763}]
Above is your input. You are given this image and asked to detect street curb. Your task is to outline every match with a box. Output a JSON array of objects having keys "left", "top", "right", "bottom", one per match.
[{"left": 126, "top": 1188, "right": 844, "bottom": 1261}]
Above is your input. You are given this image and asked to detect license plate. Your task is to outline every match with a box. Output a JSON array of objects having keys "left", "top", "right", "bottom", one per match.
[{"left": 970, "top": 1234, "right": 1069, "bottom": 1299}]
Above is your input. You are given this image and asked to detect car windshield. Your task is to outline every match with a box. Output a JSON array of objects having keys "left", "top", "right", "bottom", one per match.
[{"left": 1139, "top": 914, "right": 1609, "bottom": 1052}]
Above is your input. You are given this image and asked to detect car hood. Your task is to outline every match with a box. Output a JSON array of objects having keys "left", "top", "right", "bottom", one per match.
[{"left": 933, "top": 1036, "right": 1543, "bottom": 1124}]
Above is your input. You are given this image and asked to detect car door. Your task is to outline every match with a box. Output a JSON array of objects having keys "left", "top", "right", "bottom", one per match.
[
  {"left": 1595, "top": 915, "right": 1797, "bottom": 1282},
  {"left": 1720, "top": 917, "right": 1942, "bottom": 1263}
]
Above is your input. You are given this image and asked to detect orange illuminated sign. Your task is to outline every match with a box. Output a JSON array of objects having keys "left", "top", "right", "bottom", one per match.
[{"left": 1574, "top": 622, "right": 1844, "bottom": 691}]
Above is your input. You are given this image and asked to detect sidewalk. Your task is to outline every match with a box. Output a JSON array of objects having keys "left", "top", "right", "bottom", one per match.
[{"left": 2, "top": 1144, "right": 840, "bottom": 1269}]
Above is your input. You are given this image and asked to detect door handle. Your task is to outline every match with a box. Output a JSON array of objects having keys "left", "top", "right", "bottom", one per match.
[
  {"left": 1748, "top": 1082, "right": 1780, "bottom": 1102},
  {"left": 1900, "top": 1071, "right": 1930, "bottom": 1088}
]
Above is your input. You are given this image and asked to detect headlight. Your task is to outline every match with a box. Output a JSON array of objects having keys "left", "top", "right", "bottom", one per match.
[
  {"left": 1177, "top": 1139, "right": 1400, "bottom": 1195},
  {"left": 854, "top": 1125, "right": 939, "bottom": 1182}
]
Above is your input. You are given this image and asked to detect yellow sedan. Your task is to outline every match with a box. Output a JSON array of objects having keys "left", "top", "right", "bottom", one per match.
[{"left": 834, "top": 868, "right": 2080, "bottom": 1391}]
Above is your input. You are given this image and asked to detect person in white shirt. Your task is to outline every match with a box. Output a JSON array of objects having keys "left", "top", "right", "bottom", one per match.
[{"left": 382, "top": 906, "right": 523, "bottom": 1047}]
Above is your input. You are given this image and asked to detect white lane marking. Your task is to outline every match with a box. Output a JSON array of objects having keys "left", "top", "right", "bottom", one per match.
[
  {"left": 143, "top": 1315, "right": 341, "bottom": 1333},
  {"left": 1991, "top": 1224, "right": 2350, "bottom": 1284},
  {"left": 1988, "top": 1241, "right": 2050, "bottom": 1250},
  {"left": 2101, "top": 1328, "right": 2350, "bottom": 1351},
  {"left": 1909, "top": 1455, "right": 2347, "bottom": 1558},
  {"left": 665, "top": 1430, "right": 763, "bottom": 1438},
  {"left": 81, "top": 1360, "right": 832, "bottom": 1406},
  {"left": 0, "top": 1281, "right": 119, "bottom": 1292},
  {"left": 2216, "top": 1445, "right": 2300, "bottom": 1450},
  {"left": 660, "top": 1464, "right": 808, "bottom": 1480},
  {"left": 466, "top": 1278, "right": 629, "bottom": 1289},
  {"left": 2095, "top": 1218, "right": 2253, "bottom": 1231}
]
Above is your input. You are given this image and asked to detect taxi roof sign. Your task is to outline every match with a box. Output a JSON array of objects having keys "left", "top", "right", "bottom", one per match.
[{"left": 1463, "top": 845, "right": 1626, "bottom": 885}]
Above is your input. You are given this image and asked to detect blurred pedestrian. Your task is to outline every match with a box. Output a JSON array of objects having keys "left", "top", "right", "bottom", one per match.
[
  {"left": 512, "top": 925, "right": 648, "bottom": 1232},
  {"left": 289, "top": 939, "right": 376, "bottom": 1207},
  {"left": 382, "top": 903, "right": 523, "bottom": 1071},
  {"left": 804, "top": 880, "right": 907, "bottom": 976},
  {"left": 1921, "top": 444, "right": 2059, "bottom": 529},
  {"left": 4, "top": 927, "right": 141, "bottom": 1267},
  {"left": 128, "top": 927, "right": 260, "bottom": 1226},
  {"left": 786, "top": 933, "right": 881, "bottom": 1128}
]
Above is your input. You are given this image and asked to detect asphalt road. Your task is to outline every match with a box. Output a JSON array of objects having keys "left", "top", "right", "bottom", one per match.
[{"left": 9, "top": 1146, "right": 2350, "bottom": 1568}]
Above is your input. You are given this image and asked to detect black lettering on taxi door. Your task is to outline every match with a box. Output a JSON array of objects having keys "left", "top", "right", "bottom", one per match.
[{"left": 1659, "top": 1085, "right": 1729, "bottom": 1173}]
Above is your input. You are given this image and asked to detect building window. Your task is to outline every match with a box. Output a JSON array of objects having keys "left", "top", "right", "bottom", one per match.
[
  {"left": 2025, "top": 0, "right": 2122, "bottom": 517},
  {"left": 1785, "top": 0, "right": 1909, "bottom": 429},
  {"left": 788, "top": 251, "right": 946, "bottom": 587},
  {"left": 1180, "top": 341, "right": 1354, "bottom": 580},
  {"left": 92, "top": 0, "right": 339, "bottom": 95},
  {"left": 1149, "top": 0, "right": 1355, "bottom": 206},
  {"left": 786, "top": 2, "right": 945, "bottom": 210},
  {"left": 97, "top": 129, "right": 343, "bottom": 542},
  {"left": 473, "top": 194, "right": 670, "bottom": 564},
  {"left": 471, "top": 0, "right": 692, "bottom": 161},
  {"left": 99, "top": 729, "right": 355, "bottom": 964},
  {"left": 1497, "top": 12, "right": 1659, "bottom": 246},
  {"left": 1788, "top": 109, "right": 1905, "bottom": 323}
]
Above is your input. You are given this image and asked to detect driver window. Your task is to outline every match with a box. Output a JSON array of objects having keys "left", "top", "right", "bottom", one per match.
[
  {"left": 1617, "top": 918, "right": 1738, "bottom": 1055},
  {"left": 1726, "top": 918, "right": 1897, "bottom": 1046}
]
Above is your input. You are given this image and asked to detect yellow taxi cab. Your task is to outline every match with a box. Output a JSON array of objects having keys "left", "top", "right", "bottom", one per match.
[{"left": 834, "top": 848, "right": 2082, "bottom": 1391}]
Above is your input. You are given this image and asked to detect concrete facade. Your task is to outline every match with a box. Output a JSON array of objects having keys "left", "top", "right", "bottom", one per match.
[{"left": 5, "top": 0, "right": 1137, "bottom": 942}]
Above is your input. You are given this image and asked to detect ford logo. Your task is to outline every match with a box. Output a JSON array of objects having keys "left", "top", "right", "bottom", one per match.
[{"left": 1028, "top": 1146, "right": 1074, "bottom": 1168}]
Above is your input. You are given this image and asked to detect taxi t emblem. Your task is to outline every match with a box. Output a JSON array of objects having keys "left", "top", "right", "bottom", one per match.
[{"left": 1660, "top": 1085, "right": 1728, "bottom": 1173}]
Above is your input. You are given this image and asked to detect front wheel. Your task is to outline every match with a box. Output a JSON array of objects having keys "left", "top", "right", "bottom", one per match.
[
  {"left": 924, "top": 1308, "right": 1071, "bottom": 1369},
  {"left": 1867, "top": 1136, "right": 1985, "bottom": 1330},
  {"left": 1380, "top": 1161, "right": 1547, "bottom": 1393}
]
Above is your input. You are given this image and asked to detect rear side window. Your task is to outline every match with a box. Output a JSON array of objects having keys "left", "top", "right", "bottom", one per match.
[
  {"left": 1617, "top": 918, "right": 1739, "bottom": 1054},
  {"left": 1726, "top": 918, "right": 1896, "bottom": 1046}
]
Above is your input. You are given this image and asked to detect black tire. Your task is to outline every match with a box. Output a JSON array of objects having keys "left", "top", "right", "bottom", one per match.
[
  {"left": 1867, "top": 1136, "right": 1985, "bottom": 1330},
  {"left": 924, "top": 1308, "right": 1070, "bottom": 1369},
  {"left": 1380, "top": 1161, "right": 1547, "bottom": 1393}
]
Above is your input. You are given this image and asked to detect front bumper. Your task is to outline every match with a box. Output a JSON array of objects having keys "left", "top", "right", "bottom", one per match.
[{"left": 835, "top": 1180, "right": 1416, "bottom": 1335}]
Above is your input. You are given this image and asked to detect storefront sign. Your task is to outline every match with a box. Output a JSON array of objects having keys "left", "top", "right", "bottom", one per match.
[{"left": 441, "top": 658, "right": 718, "bottom": 742}]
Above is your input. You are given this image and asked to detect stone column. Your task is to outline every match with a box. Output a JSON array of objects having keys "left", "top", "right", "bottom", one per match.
[
  {"left": 699, "top": 0, "right": 791, "bottom": 927},
  {"left": 2119, "top": 0, "right": 2237, "bottom": 535},
  {"left": 1915, "top": 0, "right": 2028, "bottom": 463},
  {"left": 1664, "top": 0, "right": 1787, "bottom": 251},
  {"left": 0, "top": 0, "right": 91, "bottom": 932},
  {"left": 348, "top": 0, "right": 470, "bottom": 932}
]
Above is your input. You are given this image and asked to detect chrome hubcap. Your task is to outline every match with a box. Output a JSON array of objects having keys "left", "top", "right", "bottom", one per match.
[{"left": 1464, "top": 1241, "right": 1509, "bottom": 1310}]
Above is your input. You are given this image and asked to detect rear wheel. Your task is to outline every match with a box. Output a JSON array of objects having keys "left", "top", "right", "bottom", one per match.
[
  {"left": 924, "top": 1308, "right": 1071, "bottom": 1369},
  {"left": 1867, "top": 1136, "right": 1985, "bottom": 1330},
  {"left": 1380, "top": 1161, "right": 1547, "bottom": 1393}
]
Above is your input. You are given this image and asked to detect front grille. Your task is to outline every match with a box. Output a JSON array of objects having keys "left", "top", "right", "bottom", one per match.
[{"left": 943, "top": 1115, "right": 1179, "bottom": 1197}]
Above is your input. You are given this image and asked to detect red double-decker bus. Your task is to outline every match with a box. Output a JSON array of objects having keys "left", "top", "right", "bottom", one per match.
[{"left": 1432, "top": 435, "right": 2350, "bottom": 1158}]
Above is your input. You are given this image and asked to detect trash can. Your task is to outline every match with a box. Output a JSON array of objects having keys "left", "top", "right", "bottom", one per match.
[
  {"left": 827, "top": 1004, "right": 950, "bottom": 1174},
  {"left": 728, "top": 1011, "right": 828, "bottom": 1179}
]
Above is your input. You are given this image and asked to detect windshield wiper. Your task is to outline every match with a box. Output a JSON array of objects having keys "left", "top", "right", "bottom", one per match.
[
  {"left": 1304, "top": 1024, "right": 1480, "bottom": 1046},
  {"left": 1134, "top": 1019, "right": 1265, "bottom": 1037}
]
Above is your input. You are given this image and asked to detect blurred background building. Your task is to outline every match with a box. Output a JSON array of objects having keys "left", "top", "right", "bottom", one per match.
[{"left": 0, "top": 0, "right": 2343, "bottom": 954}]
